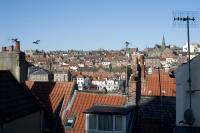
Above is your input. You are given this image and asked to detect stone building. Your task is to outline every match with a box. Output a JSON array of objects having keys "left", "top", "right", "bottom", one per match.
[{"left": 0, "top": 41, "right": 28, "bottom": 83}]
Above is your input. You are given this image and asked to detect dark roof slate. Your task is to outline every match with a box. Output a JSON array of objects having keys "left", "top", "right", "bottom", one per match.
[
  {"left": 84, "top": 105, "right": 134, "bottom": 115},
  {"left": 0, "top": 70, "right": 42, "bottom": 124}
]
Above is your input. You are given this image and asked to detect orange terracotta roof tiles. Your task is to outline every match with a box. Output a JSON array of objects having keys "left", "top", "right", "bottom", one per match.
[
  {"left": 25, "top": 81, "right": 75, "bottom": 117},
  {"left": 141, "top": 71, "right": 176, "bottom": 96},
  {"left": 61, "top": 92, "right": 126, "bottom": 133}
]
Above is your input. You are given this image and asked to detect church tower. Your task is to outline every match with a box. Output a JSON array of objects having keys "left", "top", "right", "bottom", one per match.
[{"left": 162, "top": 35, "right": 166, "bottom": 47}]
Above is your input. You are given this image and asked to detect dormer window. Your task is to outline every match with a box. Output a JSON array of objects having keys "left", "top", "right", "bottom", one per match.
[
  {"left": 65, "top": 117, "right": 76, "bottom": 129},
  {"left": 115, "top": 115, "right": 122, "bottom": 131},
  {"left": 98, "top": 115, "right": 113, "bottom": 131},
  {"left": 89, "top": 114, "right": 96, "bottom": 129}
]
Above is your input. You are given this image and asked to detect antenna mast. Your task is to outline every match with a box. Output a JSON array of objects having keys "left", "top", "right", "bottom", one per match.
[{"left": 173, "top": 11, "right": 199, "bottom": 110}]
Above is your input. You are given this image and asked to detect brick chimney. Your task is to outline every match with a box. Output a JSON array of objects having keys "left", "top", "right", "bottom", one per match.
[
  {"left": 1, "top": 47, "right": 6, "bottom": 52},
  {"left": 140, "top": 54, "right": 145, "bottom": 80},
  {"left": 128, "top": 59, "right": 141, "bottom": 105},
  {"left": 15, "top": 41, "right": 20, "bottom": 52}
]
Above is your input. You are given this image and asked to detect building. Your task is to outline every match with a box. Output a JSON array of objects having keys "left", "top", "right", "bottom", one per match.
[
  {"left": 92, "top": 78, "right": 120, "bottom": 92},
  {"left": 76, "top": 73, "right": 85, "bottom": 90},
  {"left": 29, "top": 68, "right": 53, "bottom": 82},
  {"left": 0, "top": 41, "right": 28, "bottom": 83},
  {"left": 0, "top": 70, "right": 43, "bottom": 133},
  {"left": 182, "top": 43, "right": 199, "bottom": 53},
  {"left": 60, "top": 91, "right": 129, "bottom": 133},
  {"left": 54, "top": 71, "right": 71, "bottom": 82},
  {"left": 175, "top": 54, "right": 200, "bottom": 133},
  {"left": 101, "top": 61, "right": 111, "bottom": 69},
  {"left": 128, "top": 54, "right": 176, "bottom": 133},
  {"left": 26, "top": 81, "right": 75, "bottom": 132}
]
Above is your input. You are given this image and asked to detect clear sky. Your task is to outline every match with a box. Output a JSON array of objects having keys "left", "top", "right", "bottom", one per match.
[{"left": 0, "top": 0, "right": 200, "bottom": 51}]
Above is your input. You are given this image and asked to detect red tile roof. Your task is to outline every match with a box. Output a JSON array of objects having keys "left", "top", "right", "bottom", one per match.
[
  {"left": 141, "top": 71, "right": 176, "bottom": 96},
  {"left": 61, "top": 92, "right": 126, "bottom": 133},
  {"left": 25, "top": 81, "right": 75, "bottom": 117}
]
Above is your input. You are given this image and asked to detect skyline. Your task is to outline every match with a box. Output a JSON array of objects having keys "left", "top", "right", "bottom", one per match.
[{"left": 0, "top": 0, "right": 200, "bottom": 51}]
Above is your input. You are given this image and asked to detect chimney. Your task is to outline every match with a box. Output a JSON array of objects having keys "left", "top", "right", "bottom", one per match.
[
  {"left": 8, "top": 45, "right": 14, "bottom": 52},
  {"left": 11, "top": 45, "right": 14, "bottom": 51},
  {"left": 15, "top": 41, "right": 20, "bottom": 52},
  {"left": 128, "top": 61, "right": 141, "bottom": 105},
  {"left": 140, "top": 54, "right": 145, "bottom": 79},
  {"left": 2, "top": 47, "right": 6, "bottom": 52}
]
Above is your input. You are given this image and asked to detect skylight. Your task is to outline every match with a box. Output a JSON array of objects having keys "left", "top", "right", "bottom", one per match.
[{"left": 65, "top": 117, "right": 76, "bottom": 129}]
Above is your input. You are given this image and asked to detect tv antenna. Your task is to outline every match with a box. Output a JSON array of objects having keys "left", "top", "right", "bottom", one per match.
[
  {"left": 124, "top": 41, "right": 131, "bottom": 50},
  {"left": 10, "top": 38, "right": 18, "bottom": 43},
  {"left": 173, "top": 10, "right": 200, "bottom": 125}
]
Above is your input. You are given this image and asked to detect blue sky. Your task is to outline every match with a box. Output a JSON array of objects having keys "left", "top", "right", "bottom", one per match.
[{"left": 0, "top": 0, "right": 200, "bottom": 51}]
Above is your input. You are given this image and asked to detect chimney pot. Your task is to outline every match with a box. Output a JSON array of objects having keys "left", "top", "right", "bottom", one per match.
[
  {"left": 15, "top": 41, "right": 20, "bottom": 52},
  {"left": 2, "top": 47, "right": 6, "bottom": 52}
]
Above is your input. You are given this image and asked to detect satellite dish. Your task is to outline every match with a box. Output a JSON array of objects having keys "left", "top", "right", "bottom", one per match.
[
  {"left": 184, "top": 108, "right": 195, "bottom": 125},
  {"left": 179, "top": 108, "right": 195, "bottom": 125}
]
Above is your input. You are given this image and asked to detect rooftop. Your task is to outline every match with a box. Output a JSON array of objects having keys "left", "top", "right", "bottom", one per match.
[
  {"left": 0, "top": 70, "right": 42, "bottom": 124},
  {"left": 61, "top": 91, "right": 126, "bottom": 133},
  {"left": 84, "top": 104, "right": 134, "bottom": 115},
  {"left": 25, "top": 81, "right": 75, "bottom": 117}
]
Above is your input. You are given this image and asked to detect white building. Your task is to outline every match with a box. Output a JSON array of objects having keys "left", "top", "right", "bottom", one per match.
[
  {"left": 102, "top": 61, "right": 111, "bottom": 68},
  {"left": 54, "top": 73, "right": 69, "bottom": 82},
  {"left": 182, "top": 43, "right": 199, "bottom": 53},
  {"left": 77, "top": 74, "right": 85, "bottom": 90},
  {"left": 175, "top": 54, "right": 200, "bottom": 132},
  {"left": 69, "top": 65, "right": 78, "bottom": 72},
  {"left": 92, "top": 78, "right": 119, "bottom": 91}
]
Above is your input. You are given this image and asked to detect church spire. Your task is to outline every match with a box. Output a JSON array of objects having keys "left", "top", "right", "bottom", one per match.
[{"left": 162, "top": 35, "right": 166, "bottom": 46}]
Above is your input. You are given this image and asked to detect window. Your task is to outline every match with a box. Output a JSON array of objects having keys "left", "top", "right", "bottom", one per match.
[
  {"left": 65, "top": 117, "right": 75, "bottom": 129},
  {"left": 98, "top": 115, "right": 113, "bottom": 131},
  {"left": 89, "top": 114, "right": 96, "bottom": 129},
  {"left": 115, "top": 115, "right": 122, "bottom": 131}
]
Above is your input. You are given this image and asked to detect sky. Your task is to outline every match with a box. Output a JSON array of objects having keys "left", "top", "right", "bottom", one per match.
[{"left": 0, "top": 0, "right": 200, "bottom": 51}]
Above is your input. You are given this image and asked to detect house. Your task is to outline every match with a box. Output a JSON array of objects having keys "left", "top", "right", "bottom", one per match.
[
  {"left": 76, "top": 74, "right": 85, "bottom": 90},
  {"left": 25, "top": 81, "right": 75, "bottom": 132},
  {"left": 101, "top": 61, "right": 111, "bottom": 69},
  {"left": 182, "top": 43, "right": 199, "bottom": 53},
  {"left": 29, "top": 68, "right": 53, "bottom": 82},
  {"left": 128, "top": 54, "right": 176, "bottom": 133},
  {"left": 54, "top": 71, "right": 71, "bottom": 82},
  {"left": 0, "top": 70, "right": 43, "bottom": 133},
  {"left": 144, "top": 57, "right": 160, "bottom": 68},
  {"left": 60, "top": 91, "right": 128, "bottom": 133},
  {"left": 175, "top": 54, "right": 200, "bottom": 133},
  {"left": 92, "top": 78, "right": 120, "bottom": 92}
]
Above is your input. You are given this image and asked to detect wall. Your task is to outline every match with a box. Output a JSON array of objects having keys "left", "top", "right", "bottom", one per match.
[
  {"left": 0, "top": 111, "right": 43, "bottom": 133},
  {"left": 176, "top": 55, "right": 200, "bottom": 127},
  {"left": 0, "top": 51, "right": 27, "bottom": 83}
]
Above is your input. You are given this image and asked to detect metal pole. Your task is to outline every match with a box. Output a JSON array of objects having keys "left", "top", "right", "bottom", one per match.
[
  {"left": 158, "top": 67, "right": 163, "bottom": 131},
  {"left": 187, "top": 16, "right": 192, "bottom": 109}
]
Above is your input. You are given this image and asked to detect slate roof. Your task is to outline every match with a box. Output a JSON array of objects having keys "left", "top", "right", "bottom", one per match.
[
  {"left": 61, "top": 92, "right": 126, "bottom": 133},
  {"left": 84, "top": 105, "right": 134, "bottom": 115},
  {"left": 0, "top": 70, "right": 42, "bottom": 124},
  {"left": 31, "top": 69, "right": 51, "bottom": 75},
  {"left": 137, "top": 96, "right": 176, "bottom": 133},
  {"left": 25, "top": 81, "right": 75, "bottom": 117}
]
